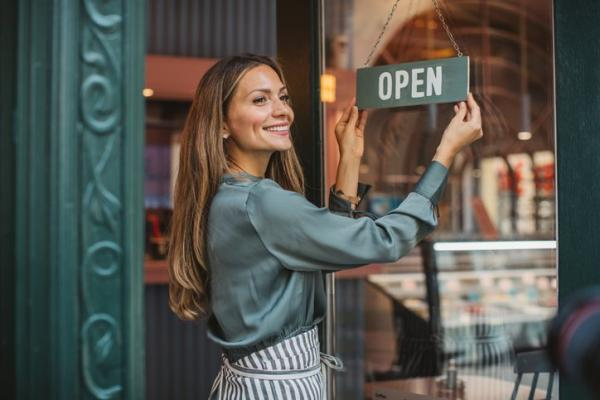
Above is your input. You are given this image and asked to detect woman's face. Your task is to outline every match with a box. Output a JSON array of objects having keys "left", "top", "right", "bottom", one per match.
[{"left": 224, "top": 65, "right": 294, "bottom": 155}]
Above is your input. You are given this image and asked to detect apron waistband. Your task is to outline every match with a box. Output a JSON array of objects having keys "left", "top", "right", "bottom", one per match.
[
  {"left": 209, "top": 352, "right": 344, "bottom": 400},
  {"left": 224, "top": 355, "right": 322, "bottom": 380}
]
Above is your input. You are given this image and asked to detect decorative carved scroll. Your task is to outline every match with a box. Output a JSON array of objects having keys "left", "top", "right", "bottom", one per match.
[{"left": 80, "top": 1, "right": 124, "bottom": 398}]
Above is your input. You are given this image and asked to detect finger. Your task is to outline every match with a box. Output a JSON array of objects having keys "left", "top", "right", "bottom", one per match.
[
  {"left": 339, "top": 98, "right": 356, "bottom": 123},
  {"left": 349, "top": 96, "right": 357, "bottom": 110},
  {"left": 357, "top": 109, "right": 369, "bottom": 132},
  {"left": 339, "top": 102, "right": 353, "bottom": 123},
  {"left": 454, "top": 104, "right": 459, "bottom": 113},
  {"left": 467, "top": 93, "right": 481, "bottom": 122},
  {"left": 454, "top": 101, "right": 467, "bottom": 121},
  {"left": 347, "top": 106, "right": 359, "bottom": 130},
  {"left": 467, "top": 92, "right": 479, "bottom": 111}
]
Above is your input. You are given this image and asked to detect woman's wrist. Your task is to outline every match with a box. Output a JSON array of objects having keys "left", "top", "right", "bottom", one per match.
[
  {"left": 339, "top": 153, "right": 362, "bottom": 165},
  {"left": 432, "top": 144, "right": 457, "bottom": 169},
  {"left": 335, "top": 156, "right": 361, "bottom": 198}
]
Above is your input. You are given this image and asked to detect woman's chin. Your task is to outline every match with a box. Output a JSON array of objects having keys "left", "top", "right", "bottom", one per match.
[{"left": 268, "top": 139, "right": 293, "bottom": 152}]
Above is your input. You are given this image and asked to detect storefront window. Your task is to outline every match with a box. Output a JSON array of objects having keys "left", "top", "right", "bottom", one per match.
[{"left": 324, "top": 1, "right": 557, "bottom": 398}]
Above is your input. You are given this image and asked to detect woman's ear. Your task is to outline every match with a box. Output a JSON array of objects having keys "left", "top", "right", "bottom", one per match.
[{"left": 222, "top": 123, "right": 230, "bottom": 139}]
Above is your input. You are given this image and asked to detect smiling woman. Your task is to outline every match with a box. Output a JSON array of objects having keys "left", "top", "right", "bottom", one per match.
[
  {"left": 168, "top": 54, "right": 482, "bottom": 400},
  {"left": 168, "top": 55, "right": 305, "bottom": 324}
]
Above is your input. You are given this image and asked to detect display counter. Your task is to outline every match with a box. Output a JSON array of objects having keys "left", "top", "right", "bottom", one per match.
[
  {"left": 358, "top": 240, "right": 556, "bottom": 353},
  {"left": 334, "top": 239, "right": 558, "bottom": 398}
]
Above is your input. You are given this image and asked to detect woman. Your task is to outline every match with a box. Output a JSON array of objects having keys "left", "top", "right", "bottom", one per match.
[{"left": 168, "top": 54, "right": 482, "bottom": 399}]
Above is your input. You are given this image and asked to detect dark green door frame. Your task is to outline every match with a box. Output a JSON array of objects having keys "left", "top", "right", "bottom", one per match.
[
  {"left": 554, "top": 1, "right": 600, "bottom": 399},
  {"left": 0, "top": 0, "right": 17, "bottom": 398},
  {"left": 277, "top": 0, "right": 325, "bottom": 207},
  {"left": 2, "top": 0, "right": 146, "bottom": 398}
]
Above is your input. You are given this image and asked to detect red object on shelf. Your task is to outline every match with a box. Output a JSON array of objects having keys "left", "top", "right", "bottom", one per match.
[
  {"left": 147, "top": 213, "right": 161, "bottom": 238},
  {"left": 145, "top": 259, "right": 169, "bottom": 285}
]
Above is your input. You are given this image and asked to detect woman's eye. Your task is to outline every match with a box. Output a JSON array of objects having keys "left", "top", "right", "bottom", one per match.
[
  {"left": 253, "top": 96, "right": 267, "bottom": 104},
  {"left": 280, "top": 94, "right": 290, "bottom": 103}
]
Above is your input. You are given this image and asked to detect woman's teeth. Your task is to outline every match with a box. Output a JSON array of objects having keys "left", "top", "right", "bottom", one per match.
[
  {"left": 264, "top": 125, "right": 289, "bottom": 136},
  {"left": 264, "top": 125, "right": 289, "bottom": 132}
]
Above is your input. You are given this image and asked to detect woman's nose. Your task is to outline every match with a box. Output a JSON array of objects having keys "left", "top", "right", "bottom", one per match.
[{"left": 272, "top": 97, "right": 291, "bottom": 116}]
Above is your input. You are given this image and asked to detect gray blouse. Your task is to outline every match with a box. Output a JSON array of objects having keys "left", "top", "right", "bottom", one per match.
[{"left": 206, "top": 161, "right": 448, "bottom": 361}]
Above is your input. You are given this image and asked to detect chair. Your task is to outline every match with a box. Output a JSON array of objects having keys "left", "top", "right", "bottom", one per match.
[{"left": 511, "top": 349, "right": 556, "bottom": 400}]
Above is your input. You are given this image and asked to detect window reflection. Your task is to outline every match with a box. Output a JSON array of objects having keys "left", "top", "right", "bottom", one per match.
[{"left": 325, "top": 1, "right": 557, "bottom": 399}]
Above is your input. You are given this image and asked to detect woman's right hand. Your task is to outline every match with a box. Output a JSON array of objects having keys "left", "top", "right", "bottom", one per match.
[{"left": 433, "top": 92, "right": 483, "bottom": 168}]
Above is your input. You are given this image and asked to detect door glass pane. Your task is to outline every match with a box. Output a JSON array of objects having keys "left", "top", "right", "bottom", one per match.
[{"left": 324, "top": 1, "right": 557, "bottom": 399}]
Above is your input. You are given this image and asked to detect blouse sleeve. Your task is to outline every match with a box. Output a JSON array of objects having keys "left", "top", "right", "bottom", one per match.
[{"left": 246, "top": 161, "right": 448, "bottom": 272}]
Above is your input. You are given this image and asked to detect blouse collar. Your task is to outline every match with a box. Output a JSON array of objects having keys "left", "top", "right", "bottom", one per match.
[{"left": 220, "top": 171, "right": 264, "bottom": 184}]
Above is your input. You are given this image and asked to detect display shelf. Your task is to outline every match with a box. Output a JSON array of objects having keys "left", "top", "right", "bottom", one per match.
[
  {"left": 143, "top": 102, "right": 187, "bottom": 277},
  {"left": 145, "top": 259, "right": 169, "bottom": 284},
  {"left": 365, "top": 240, "right": 557, "bottom": 354},
  {"left": 369, "top": 267, "right": 556, "bottom": 284}
]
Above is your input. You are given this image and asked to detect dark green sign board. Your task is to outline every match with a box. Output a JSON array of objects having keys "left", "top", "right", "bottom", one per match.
[{"left": 356, "top": 56, "right": 470, "bottom": 109}]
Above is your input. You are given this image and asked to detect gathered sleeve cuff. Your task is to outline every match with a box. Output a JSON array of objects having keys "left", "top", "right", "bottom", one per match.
[
  {"left": 328, "top": 182, "right": 373, "bottom": 218},
  {"left": 413, "top": 161, "right": 449, "bottom": 206}
]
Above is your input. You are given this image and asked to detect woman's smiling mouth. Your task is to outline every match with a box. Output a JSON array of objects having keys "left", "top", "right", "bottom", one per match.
[{"left": 263, "top": 124, "right": 290, "bottom": 136}]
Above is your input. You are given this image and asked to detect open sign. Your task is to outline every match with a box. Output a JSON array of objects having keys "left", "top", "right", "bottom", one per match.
[{"left": 356, "top": 56, "right": 469, "bottom": 109}]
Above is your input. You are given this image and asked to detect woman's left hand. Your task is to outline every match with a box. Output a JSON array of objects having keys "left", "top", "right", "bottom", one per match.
[{"left": 334, "top": 98, "right": 368, "bottom": 161}]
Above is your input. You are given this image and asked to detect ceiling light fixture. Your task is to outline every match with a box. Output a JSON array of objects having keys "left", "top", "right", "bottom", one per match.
[
  {"left": 518, "top": 131, "right": 532, "bottom": 141},
  {"left": 320, "top": 74, "right": 336, "bottom": 103}
]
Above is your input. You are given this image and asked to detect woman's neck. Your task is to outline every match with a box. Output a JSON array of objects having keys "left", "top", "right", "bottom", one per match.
[{"left": 226, "top": 149, "right": 272, "bottom": 178}]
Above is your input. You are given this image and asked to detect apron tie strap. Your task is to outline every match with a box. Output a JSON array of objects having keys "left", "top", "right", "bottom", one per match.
[
  {"left": 320, "top": 352, "right": 345, "bottom": 371},
  {"left": 319, "top": 352, "right": 345, "bottom": 400}
]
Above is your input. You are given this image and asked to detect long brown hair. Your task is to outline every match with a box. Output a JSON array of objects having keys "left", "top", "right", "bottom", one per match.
[{"left": 168, "top": 54, "right": 305, "bottom": 320}]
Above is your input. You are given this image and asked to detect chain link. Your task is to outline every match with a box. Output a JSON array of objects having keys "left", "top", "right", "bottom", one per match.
[
  {"left": 431, "top": 0, "right": 463, "bottom": 57},
  {"left": 363, "top": 0, "right": 463, "bottom": 67},
  {"left": 363, "top": 0, "right": 402, "bottom": 66}
]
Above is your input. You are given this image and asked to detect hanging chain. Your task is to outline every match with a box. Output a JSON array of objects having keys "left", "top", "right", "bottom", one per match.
[
  {"left": 431, "top": 0, "right": 463, "bottom": 57},
  {"left": 363, "top": 0, "right": 402, "bottom": 66},
  {"left": 363, "top": 0, "right": 463, "bottom": 67}
]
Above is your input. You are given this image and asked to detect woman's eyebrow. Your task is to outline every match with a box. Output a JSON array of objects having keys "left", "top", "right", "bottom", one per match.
[{"left": 247, "top": 87, "right": 288, "bottom": 96}]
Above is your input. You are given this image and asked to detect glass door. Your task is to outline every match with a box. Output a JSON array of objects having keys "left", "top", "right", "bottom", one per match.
[{"left": 323, "top": 1, "right": 557, "bottom": 398}]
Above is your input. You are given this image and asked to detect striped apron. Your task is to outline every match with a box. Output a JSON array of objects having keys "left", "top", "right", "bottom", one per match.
[{"left": 209, "top": 326, "right": 344, "bottom": 400}]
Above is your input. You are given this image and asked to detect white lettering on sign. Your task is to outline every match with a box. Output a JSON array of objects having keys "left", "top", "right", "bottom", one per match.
[
  {"left": 427, "top": 66, "right": 442, "bottom": 96},
  {"left": 394, "top": 70, "right": 409, "bottom": 99},
  {"left": 377, "top": 65, "right": 444, "bottom": 102},
  {"left": 412, "top": 68, "right": 425, "bottom": 98},
  {"left": 378, "top": 72, "right": 392, "bottom": 100}
]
